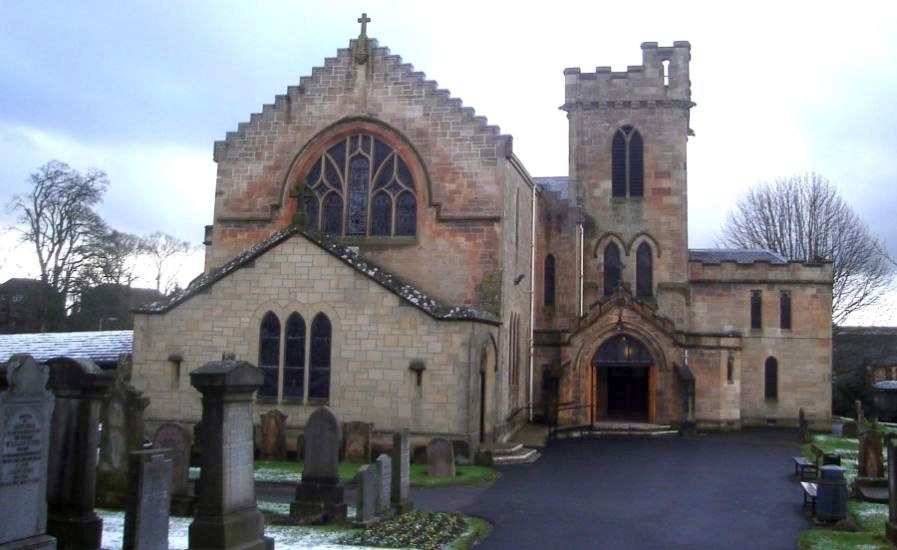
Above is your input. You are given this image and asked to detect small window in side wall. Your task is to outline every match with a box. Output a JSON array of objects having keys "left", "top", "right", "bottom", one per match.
[
  {"left": 764, "top": 357, "right": 778, "bottom": 400},
  {"left": 544, "top": 254, "right": 556, "bottom": 306},
  {"left": 604, "top": 243, "right": 621, "bottom": 296},
  {"left": 283, "top": 313, "right": 306, "bottom": 399},
  {"left": 636, "top": 242, "right": 653, "bottom": 297},
  {"left": 258, "top": 312, "right": 280, "bottom": 398},
  {"left": 309, "top": 313, "right": 332, "bottom": 400},
  {"left": 750, "top": 290, "right": 762, "bottom": 329},
  {"left": 780, "top": 291, "right": 792, "bottom": 330}
]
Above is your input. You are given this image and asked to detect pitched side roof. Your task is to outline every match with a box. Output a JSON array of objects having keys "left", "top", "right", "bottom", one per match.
[
  {"left": 0, "top": 330, "right": 132, "bottom": 365},
  {"left": 534, "top": 177, "right": 571, "bottom": 200},
  {"left": 134, "top": 226, "right": 500, "bottom": 325},
  {"left": 688, "top": 248, "right": 788, "bottom": 265}
]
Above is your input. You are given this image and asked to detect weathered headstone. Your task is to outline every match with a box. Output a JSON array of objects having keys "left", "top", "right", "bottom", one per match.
[
  {"left": 46, "top": 356, "right": 113, "bottom": 550},
  {"left": 291, "top": 407, "right": 346, "bottom": 524},
  {"left": 259, "top": 409, "right": 288, "bottom": 460},
  {"left": 390, "top": 428, "right": 413, "bottom": 514},
  {"left": 153, "top": 422, "right": 195, "bottom": 516},
  {"left": 353, "top": 464, "right": 378, "bottom": 527},
  {"left": 798, "top": 408, "right": 808, "bottom": 443},
  {"left": 842, "top": 420, "right": 859, "bottom": 439},
  {"left": 886, "top": 434, "right": 897, "bottom": 544},
  {"left": 188, "top": 359, "right": 273, "bottom": 550},
  {"left": 375, "top": 454, "right": 393, "bottom": 518},
  {"left": 97, "top": 353, "right": 151, "bottom": 509},
  {"left": 857, "top": 399, "right": 867, "bottom": 425},
  {"left": 123, "top": 449, "right": 172, "bottom": 550},
  {"left": 0, "top": 354, "right": 56, "bottom": 550},
  {"left": 426, "top": 437, "right": 455, "bottom": 478},
  {"left": 859, "top": 429, "right": 884, "bottom": 478},
  {"left": 343, "top": 421, "right": 373, "bottom": 464}
]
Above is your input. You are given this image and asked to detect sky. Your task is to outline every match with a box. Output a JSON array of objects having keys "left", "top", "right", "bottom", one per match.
[{"left": 0, "top": 1, "right": 895, "bottom": 324}]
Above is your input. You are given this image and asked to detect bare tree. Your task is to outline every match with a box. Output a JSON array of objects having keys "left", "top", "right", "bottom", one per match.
[
  {"left": 140, "top": 231, "right": 194, "bottom": 294},
  {"left": 6, "top": 161, "right": 109, "bottom": 328},
  {"left": 79, "top": 227, "right": 143, "bottom": 288},
  {"left": 720, "top": 173, "right": 893, "bottom": 324}
]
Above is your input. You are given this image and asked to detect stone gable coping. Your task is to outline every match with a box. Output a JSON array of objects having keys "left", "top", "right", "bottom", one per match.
[{"left": 132, "top": 226, "right": 500, "bottom": 326}]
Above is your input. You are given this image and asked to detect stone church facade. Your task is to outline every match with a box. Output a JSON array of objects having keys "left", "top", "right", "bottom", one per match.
[{"left": 132, "top": 23, "right": 833, "bottom": 449}]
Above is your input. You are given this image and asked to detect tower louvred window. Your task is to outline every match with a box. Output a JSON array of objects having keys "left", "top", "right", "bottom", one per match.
[
  {"left": 303, "top": 133, "right": 417, "bottom": 237},
  {"left": 611, "top": 125, "right": 644, "bottom": 197}
]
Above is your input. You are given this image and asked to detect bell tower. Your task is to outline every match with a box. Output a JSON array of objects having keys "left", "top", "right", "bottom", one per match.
[{"left": 562, "top": 42, "right": 694, "bottom": 324}]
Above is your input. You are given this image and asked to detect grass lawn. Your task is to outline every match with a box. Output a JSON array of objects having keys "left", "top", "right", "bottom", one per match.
[{"left": 254, "top": 460, "right": 500, "bottom": 487}]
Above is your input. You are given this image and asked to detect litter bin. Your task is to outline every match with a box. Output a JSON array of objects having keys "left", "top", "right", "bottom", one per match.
[
  {"left": 816, "top": 465, "right": 848, "bottom": 522},
  {"left": 822, "top": 453, "right": 841, "bottom": 466}
]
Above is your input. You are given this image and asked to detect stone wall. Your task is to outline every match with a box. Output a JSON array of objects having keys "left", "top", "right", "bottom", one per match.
[{"left": 132, "top": 234, "right": 496, "bottom": 443}]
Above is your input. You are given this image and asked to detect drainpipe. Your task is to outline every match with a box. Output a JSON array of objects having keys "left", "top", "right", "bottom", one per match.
[
  {"left": 578, "top": 222, "right": 585, "bottom": 318},
  {"left": 528, "top": 184, "right": 537, "bottom": 422}
]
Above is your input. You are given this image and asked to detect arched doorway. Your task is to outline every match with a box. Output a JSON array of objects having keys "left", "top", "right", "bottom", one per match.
[
  {"left": 478, "top": 339, "right": 497, "bottom": 443},
  {"left": 592, "top": 334, "right": 655, "bottom": 422}
]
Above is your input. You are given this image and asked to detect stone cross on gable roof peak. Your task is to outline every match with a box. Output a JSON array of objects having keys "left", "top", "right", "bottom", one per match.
[{"left": 357, "top": 13, "right": 371, "bottom": 38}]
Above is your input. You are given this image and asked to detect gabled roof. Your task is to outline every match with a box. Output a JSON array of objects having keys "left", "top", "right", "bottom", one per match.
[
  {"left": 688, "top": 248, "right": 788, "bottom": 265},
  {"left": 0, "top": 330, "right": 132, "bottom": 365},
  {"left": 134, "top": 225, "right": 500, "bottom": 325}
]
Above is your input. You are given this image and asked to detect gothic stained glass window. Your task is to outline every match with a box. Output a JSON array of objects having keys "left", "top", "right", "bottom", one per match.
[
  {"left": 283, "top": 313, "right": 305, "bottom": 399},
  {"left": 300, "top": 133, "right": 418, "bottom": 237},
  {"left": 258, "top": 312, "right": 280, "bottom": 398},
  {"left": 764, "top": 357, "right": 778, "bottom": 400},
  {"left": 544, "top": 254, "right": 556, "bottom": 306},
  {"left": 604, "top": 243, "right": 621, "bottom": 296},
  {"left": 636, "top": 242, "right": 653, "bottom": 297},
  {"left": 309, "top": 313, "right": 332, "bottom": 400},
  {"left": 611, "top": 125, "right": 644, "bottom": 198}
]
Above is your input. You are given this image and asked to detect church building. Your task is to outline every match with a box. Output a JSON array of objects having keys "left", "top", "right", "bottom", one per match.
[{"left": 132, "top": 17, "right": 833, "bottom": 449}]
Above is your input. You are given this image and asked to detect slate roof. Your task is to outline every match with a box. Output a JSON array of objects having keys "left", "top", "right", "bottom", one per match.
[
  {"left": 134, "top": 225, "right": 500, "bottom": 325},
  {"left": 688, "top": 248, "right": 788, "bottom": 265},
  {"left": 0, "top": 330, "right": 132, "bottom": 365},
  {"left": 873, "top": 380, "right": 897, "bottom": 391},
  {"left": 534, "top": 177, "right": 571, "bottom": 200}
]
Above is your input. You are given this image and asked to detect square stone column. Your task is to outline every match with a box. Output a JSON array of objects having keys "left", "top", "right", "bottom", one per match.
[
  {"left": 188, "top": 360, "right": 273, "bottom": 550},
  {"left": 46, "top": 356, "right": 113, "bottom": 550}
]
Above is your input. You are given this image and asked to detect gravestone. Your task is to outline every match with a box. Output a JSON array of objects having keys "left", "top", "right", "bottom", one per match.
[
  {"left": 153, "top": 422, "right": 195, "bottom": 516},
  {"left": 188, "top": 360, "right": 273, "bottom": 550},
  {"left": 343, "top": 421, "right": 373, "bottom": 464},
  {"left": 0, "top": 354, "right": 56, "bottom": 550},
  {"left": 97, "top": 353, "right": 151, "bottom": 509},
  {"left": 859, "top": 429, "right": 884, "bottom": 478},
  {"left": 291, "top": 407, "right": 346, "bottom": 524},
  {"left": 426, "top": 437, "right": 455, "bottom": 478},
  {"left": 798, "top": 408, "right": 808, "bottom": 443},
  {"left": 123, "top": 449, "right": 172, "bottom": 550},
  {"left": 390, "top": 428, "right": 413, "bottom": 514},
  {"left": 353, "top": 464, "right": 378, "bottom": 527},
  {"left": 842, "top": 420, "right": 858, "bottom": 439},
  {"left": 375, "top": 454, "right": 393, "bottom": 518},
  {"left": 259, "top": 409, "right": 288, "bottom": 460},
  {"left": 857, "top": 399, "right": 867, "bottom": 425},
  {"left": 46, "top": 356, "right": 113, "bottom": 550},
  {"left": 887, "top": 434, "right": 897, "bottom": 544}
]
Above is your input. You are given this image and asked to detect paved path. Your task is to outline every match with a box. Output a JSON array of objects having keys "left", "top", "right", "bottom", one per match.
[{"left": 420, "top": 429, "right": 808, "bottom": 550}]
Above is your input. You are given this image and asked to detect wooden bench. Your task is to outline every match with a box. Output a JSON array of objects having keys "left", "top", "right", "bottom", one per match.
[
  {"left": 801, "top": 481, "right": 818, "bottom": 513},
  {"left": 793, "top": 444, "right": 824, "bottom": 481}
]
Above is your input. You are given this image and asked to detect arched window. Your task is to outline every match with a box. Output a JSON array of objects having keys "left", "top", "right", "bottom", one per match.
[
  {"left": 544, "top": 254, "right": 556, "bottom": 306},
  {"left": 764, "top": 357, "right": 778, "bottom": 400},
  {"left": 309, "top": 313, "right": 332, "bottom": 400},
  {"left": 283, "top": 313, "right": 305, "bottom": 399},
  {"left": 258, "top": 312, "right": 280, "bottom": 398},
  {"left": 604, "top": 243, "right": 621, "bottom": 296},
  {"left": 611, "top": 125, "right": 644, "bottom": 197},
  {"left": 636, "top": 242, "right": 653, "bottom": 297},
  {"left": 303, "top": 134, "right": 417, "bottom": 237}
]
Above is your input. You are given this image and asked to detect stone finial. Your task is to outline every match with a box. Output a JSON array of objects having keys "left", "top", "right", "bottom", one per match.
[{"left": 354, "top": 13, "right": 372, "bottom": 65}]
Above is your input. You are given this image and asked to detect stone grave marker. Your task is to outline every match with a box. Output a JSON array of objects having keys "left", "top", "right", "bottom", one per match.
[
  {"left": 426, "top": 437, "right": 455, "bottom": 478},
  {"left": 391, "top": 428, "right": 413, "bottom": 513},
  {"left": 375, "top": 454, "right": 393, "bottom": 518},
  {"left": 842, "top": 420, "right": 859, "bottom": 439},
  {"left": 98, "top": 353, "right": 150, "bottom": 509},
  {"left": 343, "top": 421, "right": 373, "bottom": 464},
  {"left": 153, "top": 422, "right": 195, "bottom": 516},
  {"left": 859, "top": 429, "right": 884, "bottom": 478},
  {"left": 798, "top": 408, "right": 808, "bottom": 443},
  {"left": 0, "top": 354, "right": 56, "bottom": 550},
  {"left": 259, "top": 409, "right": 288, "bottom": 460},
  {"left": 291, "top": 406, "right": 346, "bottom": 524},
  {"left": 46, "top": 356, "right": 113, "bottom": 550},
  {"left": 353, "top": 464, "right": 378, "bottom": 527},
  {"left": 123, "top": 448, "right": 172, "bottom": 550},
  {"left": 188, "top": 359, "right": 273, "bottom": 550}
]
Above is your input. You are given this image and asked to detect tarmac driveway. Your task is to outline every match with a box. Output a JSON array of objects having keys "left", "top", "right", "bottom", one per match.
[{"left": 419, "top": 429, "right": 808, "bottom": 550}]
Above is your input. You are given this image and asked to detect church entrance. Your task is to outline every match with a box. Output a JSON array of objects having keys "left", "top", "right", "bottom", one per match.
[{"left": 592, "top": 334, "right": 655, "bottom": 423}]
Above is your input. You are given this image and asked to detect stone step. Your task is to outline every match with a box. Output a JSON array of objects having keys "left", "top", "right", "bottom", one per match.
[
  {"left": 489, "top": 443, "right": 524, "bottom": 456},
  {"left": 492, "top": 448, "right": 541, "bottom": 465}
]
